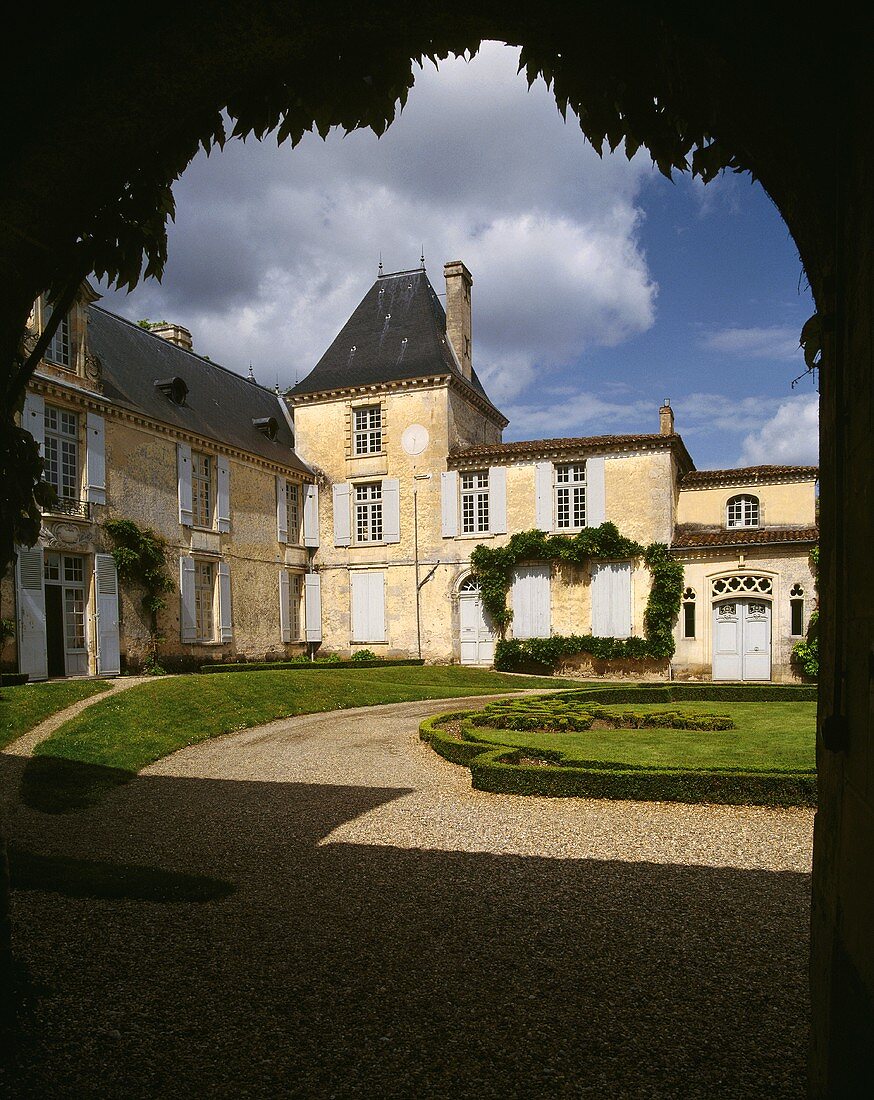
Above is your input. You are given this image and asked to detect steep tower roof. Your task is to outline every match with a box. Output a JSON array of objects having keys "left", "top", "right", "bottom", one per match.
[{"left": 289, "top": 268, "right": 504, "bottom": 420}]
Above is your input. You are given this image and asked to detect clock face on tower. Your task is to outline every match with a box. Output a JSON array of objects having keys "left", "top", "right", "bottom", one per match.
[{"left": 401, "top": 424, "right": 429, "bottom": 456}]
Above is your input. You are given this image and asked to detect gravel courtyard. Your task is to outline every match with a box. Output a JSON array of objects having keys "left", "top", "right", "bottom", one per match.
[{"left": 1, "top": 694, "right": 814, "bottom": 1098}]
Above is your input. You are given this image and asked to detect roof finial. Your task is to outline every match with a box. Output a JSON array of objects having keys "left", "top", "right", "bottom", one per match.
[
  {"left": 420, "top": 245, "right": 425, "bottom": 270},
  {"left": 247, "top": 363, "right": 256, "bottom": 384},
  {"left": 378, "top": 251, "right": 383, "bottom": 276}
]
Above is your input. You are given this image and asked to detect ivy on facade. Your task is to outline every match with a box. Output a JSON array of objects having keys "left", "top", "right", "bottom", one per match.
[
  {"left": 469, "top": 524, "right": 683, "bottom": 671},
  {"left": 792, "top": 545, "right": 819, "bottom": 680}
]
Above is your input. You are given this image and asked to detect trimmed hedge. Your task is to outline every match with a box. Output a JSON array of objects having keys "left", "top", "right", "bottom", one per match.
[
  {"left": 201, "top": 658, "right": 425, "bottom": 674},
  {"left": 468, "top": 697, "right": 735, "bottom": 732},
  {"left": 1, "top": 673, "right": 29, "bottom": 686}
]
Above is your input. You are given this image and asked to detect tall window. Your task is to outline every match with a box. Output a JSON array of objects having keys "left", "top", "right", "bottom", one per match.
[
  {"left": 44, "top": 301, "right": 71, "bottom": 367},
  {"left": 44, "top": 405, "right": 79, "bottom": 500},
  {"left": 289, "top": 573, "right": 302, "bottom": 640},
  {"left": 192, "top": 451, "right": 214, "bottom": 527},
  {"left": 194, "top": 560, "right": 215, "bottom": 641},
  {"left": 355, "top": 482, "right": 383, "bottom": 542},
  {"left": 460, "top": 471, "right": 489, "bottom": 534},
  {"left": 555, "top": 463, "right": 586, "bottom": 529},
  {"left": 790, "top": 583, "right": 805, "bottom": 636},
  {"left": 726, "top": 494, "right": 759, "bottom": 528},
  {"left": 286, "top": 481, "right": 301, "bottom": 544},
  {"left": 682, "top": 586, "right": 696, "bottom": 639},
  {"left": 354, "top": 406, "right": 382, "bottom": 454}
]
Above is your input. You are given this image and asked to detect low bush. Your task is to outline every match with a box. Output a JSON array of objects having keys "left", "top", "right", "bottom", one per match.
[
  {"left": 468, "top": 697, "right": 734, "bottom": 733},
  {"left": 201, "top": 658, "right": 424, "bottom": 674}
]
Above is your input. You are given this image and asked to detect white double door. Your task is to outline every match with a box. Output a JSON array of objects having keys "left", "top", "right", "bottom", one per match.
[
  {"left": 712, "top": 598, "right": 771, "bottom": 681},
  {"left": 459, "top": 591, "right": 495, "bottom": 665}
]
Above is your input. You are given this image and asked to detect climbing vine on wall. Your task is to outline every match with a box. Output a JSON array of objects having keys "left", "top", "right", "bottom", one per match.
[
  {"left": 469, "top": 524, "right": 683, "bottom": 670},
  {"left": 104, "top": 518, "right": 174, "bottom": 624},
  {"left": 792, "top": 545, "right": 819, "bottom": 680}
]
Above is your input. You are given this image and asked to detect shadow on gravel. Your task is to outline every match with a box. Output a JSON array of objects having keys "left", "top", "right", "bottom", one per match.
[
  {"left": 20, "top": 755, "right": 134, "bottom": 813},
  {"left": 0, "top": 754, "right": 810, "bottom": 1098}
]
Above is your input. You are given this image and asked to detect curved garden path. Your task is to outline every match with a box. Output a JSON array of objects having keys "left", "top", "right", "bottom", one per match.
[{"left": 2, "top": 691, "right": 815, "bottom": 1098}]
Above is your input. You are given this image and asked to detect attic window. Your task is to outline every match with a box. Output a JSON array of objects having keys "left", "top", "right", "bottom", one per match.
[
  {"left": 253, "top": 416, "right": 278, "bottom": 440},
  {"left": 154, "top": 376, "right": 188, "bottom": 405}
]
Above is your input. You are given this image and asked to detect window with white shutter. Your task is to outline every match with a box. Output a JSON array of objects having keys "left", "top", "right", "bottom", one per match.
[
  {"left": 351, "top": 571, "right": 386, "bottom": 642},
  {"left": 511, "top": 565, "right": 551, "bottom": 639},
  {"left": 591, "top": 562, "right": 632, "bottom": 638},
  {"left": 85, "top": 412, "right": 106, "bottom": 505}
]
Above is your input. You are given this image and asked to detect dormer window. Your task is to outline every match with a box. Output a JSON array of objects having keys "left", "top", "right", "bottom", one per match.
[
  {"left": 727, "top": 494, "right": 759, "bottom": 528},
  {"left": 44, "top": 301, "right": 71, "bottom": 367},
  {"left": 253, "top": 416, "right": 278, "bottom": 440},
  {"left": 154, "top": 377, "right": 188, "bottom": 405}
]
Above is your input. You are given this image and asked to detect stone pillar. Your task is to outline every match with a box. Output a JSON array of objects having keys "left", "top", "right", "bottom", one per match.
[
  {"left": 659, "top": 399, "right": 674, "bottom": 436},
  {"left": 444, "top": 260, "right": 472, "bottom": 381}
]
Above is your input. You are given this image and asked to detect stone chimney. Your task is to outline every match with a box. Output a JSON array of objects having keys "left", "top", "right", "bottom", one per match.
[
  {"left": 659, "top": 399, "right": 674, "bottom": 436},
  {"left": 444, "top": 260, "right": 473, "bottom": 381},
  {"left": 151, "top": 323, "right": 193, "bottom": 352}
]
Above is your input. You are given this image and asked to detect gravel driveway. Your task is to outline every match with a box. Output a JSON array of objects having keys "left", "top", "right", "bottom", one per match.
[{"left": 1, "top": 693, "right": 813, "bottom": 1098}]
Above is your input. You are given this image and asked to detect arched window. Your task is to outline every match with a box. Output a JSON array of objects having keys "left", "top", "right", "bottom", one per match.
[
  {"left": 459, "top": 576, "right": 481, "bottom": 593},
  {"left": 726, "top": 494, "right": 759, "bottom": 528},
  {"left": 682, "top": 587, "right": 696, "bottom": 639},
  {"left": 790, "top": 583, "right": 805, "bottom": 636}
]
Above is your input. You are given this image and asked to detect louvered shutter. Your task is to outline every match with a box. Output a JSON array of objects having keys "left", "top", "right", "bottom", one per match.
[
  {"left": 304, "top": 574, "right": 322, "bottom": 642},
  {"left": 488, "top": 467, "right": 507, "bottom": 534},
  {"left": 535, "top": 462, "right": 553, "bottom": 530},
  {"left": 94, "top": 553, "right": 120, "bottom": 674},
  {"left": 85, "top": 412, "right": 106, "bottom": 505},
  {"left": 216, "top": 456, "right": 231, "bottom": 533},
  {"left": 179, "top": 556, "right": 196, "bottom": 641},
  {"left": 217, "top": 561, "right": 233, "bottom": 641},
  {"left": 15, "top": 546, "right": 47, "bottom": 680},
  {"left": 279, "top": 569, "right": 291, "bottom": 642},
  {"left": 303, "top": 483, "right": 320, "bottom": 547},
  {"left": 333, "top": 483, "right": 351, "bottom": 547},
  {"left": 177, "top": 443, "right": 193, "bottom": 526},
  {"left": 382, "top": 479, "right": 400, "bottom": 543},
  {"left": 591, "top": 562, "right": 632, "bottom": 638},
  {"left": 511, "top": 565, "right": 551, "bottom": 639},
  {"left": 441, "top": 471, "right": 458, "bottom": 537},
  {"left": 586, "top": 457, "right": 606, "bottom": 527},
  {"left": 351, "top": 572, "right": 385, "bottom": 642},
  {"left": 276, "top": 476, "right": 288, "bottom": 543},
  {"left": 23, "top": 393, "right": 45, "bottom": 453}
]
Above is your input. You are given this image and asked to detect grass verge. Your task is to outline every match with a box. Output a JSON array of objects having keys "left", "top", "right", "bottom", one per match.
[
  {"left": 25, "top": 666, "right": 580, "bottom": 812},
  {"left": 420, "top": 688, "right": 817, "bottom": 806},
  {"left": 0, "top": 679, "right": 112, "bottom": 750}
]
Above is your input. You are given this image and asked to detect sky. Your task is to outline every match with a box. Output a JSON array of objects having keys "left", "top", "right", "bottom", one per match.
[{"left": 97, "top": 43, "right": 819, "bottom": 471}]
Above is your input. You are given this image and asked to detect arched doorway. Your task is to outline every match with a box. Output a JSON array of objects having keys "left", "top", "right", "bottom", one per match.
[
  {"left": 457, "top": 574, "right": 495, "bottom": 665},
  {"left": 710, "top": 574, "right": 775, "bottom": 682}
]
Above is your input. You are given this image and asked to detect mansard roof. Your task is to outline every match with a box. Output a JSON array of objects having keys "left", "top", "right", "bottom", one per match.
[
  {"left": 680, "top": 464, "right": 819, "bottom": 488},
  {"left": 671, "top": 524, "right": 819, "bottom": 549},
  {"left": 87, "top": 307, "right": 309, "bottom": 472},
  {"left": 451, "top": 432, "right": 695, "bottom": 473},
  {"left": 288, "top": 268, "right": 505, "bottom": 421}
]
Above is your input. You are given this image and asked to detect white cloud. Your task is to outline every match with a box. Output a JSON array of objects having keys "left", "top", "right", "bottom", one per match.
[
  {"left": 98, "top": 43, "right": 656, "bottom": 397},
  {"left": 700, "top": 325, "right": 801, "bottom": 360},
  {"left": 739, "top": 394, "right": 819, "bottom": 466}
]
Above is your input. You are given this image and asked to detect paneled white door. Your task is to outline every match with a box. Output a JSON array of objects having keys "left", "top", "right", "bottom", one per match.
[
  {"left": 459, "top": 591, "right": 495, "bottom": 665},
  {"left": 712, "top": 599, "right": 771, "bottom": 681}
]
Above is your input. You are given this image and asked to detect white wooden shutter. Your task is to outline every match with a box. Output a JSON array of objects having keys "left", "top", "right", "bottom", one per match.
[
  {"left": 591, "top": 562, "right": 632, "bottom": 638},
  {"left": 15, "top": 546, "right": 47, "bottom": 680},
  {"left": 177, "top": 443, "right": 193, "bottom": 526},
  {"left": 304, "top": 573, "right": 322, "bottom": 642},
  {"left": 333, "top": 483, "right": 351, "bottom": 547},
  {"left": 351, "top": 571, "right": 386, "bottom": 642},
  {"left": 382, "top": 478, "right": 400, "bottom": 543},
  {"left": 511, "top": 565, "right": 551, "bottom": 639},
  {"left": 535, "top": 462, "right": 553, "bottom": 530},
  {"left": 488, "top": 467, "right": 507, "bottom": 534},
  {"left": 217, "top": 560, "right": 233, "bottom": 641},
  {"left": 441, "top": 471, "right": 458, "bottom": 537},
  {"left": 279, "top": 569, "right": 291, "bottom": 642},
  {"left": 303, "top": 483, "right": 320, "bottom": 547},
  {"left": 94, "top": 553, "right": 120, "bottom": 675},
  {"left": 85, "top": 412, "right": 106, "bottom": 505},
  {"left": 586, "top": 456, "right": 606, "bottom": 527},
  {"left": 179, "top": 555, "right": 196, "bottom": 642},
  {"left": 23, "top": 393, "right": 45, "bottom": 454},
  {"left": 276, "top": 476, "right": 288, "bottom": 542},
  {"left": 216, "top": 456, "right": 231, "bottom": 533}
]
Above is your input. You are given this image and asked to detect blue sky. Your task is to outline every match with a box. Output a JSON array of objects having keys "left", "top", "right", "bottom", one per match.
[{"left": 98, "top": 43, "right": 818, "bottom": 471}]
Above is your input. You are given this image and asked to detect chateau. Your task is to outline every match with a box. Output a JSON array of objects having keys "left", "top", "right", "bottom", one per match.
[{"left": 3, "top": 263, "right": 818, "bottom": 682}]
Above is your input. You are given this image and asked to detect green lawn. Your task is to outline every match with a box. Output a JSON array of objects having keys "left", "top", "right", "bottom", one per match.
[
  {"left": 0, "top": 679, "right": 112, "bottom": 750},
  {"left": 24, "top": 667, "right": 579, "bottom": 810},
  {"left": 476, "top": 701, "right": 815, "bottom": 773}
]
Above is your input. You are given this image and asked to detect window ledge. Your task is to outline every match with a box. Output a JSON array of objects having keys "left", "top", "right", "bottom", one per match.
[
  {"left": 453, "top": 532, "right": 495, "bottom": 541},
  {"left": 350, "top": 640, "right": 389, "bottom": 646}
]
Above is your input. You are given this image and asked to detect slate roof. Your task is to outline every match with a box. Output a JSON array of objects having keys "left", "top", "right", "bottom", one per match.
[
  {"left": 87, "top": 307, "right": 309, "bottom": 473},
  {"left": 681, "top": 465, "right": 818, "bottom": 488},
  {"left": 671, "top": 524, "right": 819, "bottom": 549},
  {"left": 289, "top": 268, "right": 505, "bottom": 421},
  {"left": 451, "top": 432, "right": 695, "bottom": 472}
]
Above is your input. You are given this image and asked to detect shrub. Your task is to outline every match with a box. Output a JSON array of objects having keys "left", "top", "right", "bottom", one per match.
[{"left": 351, "top": 649, "right": 380, "bottom": 662}]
